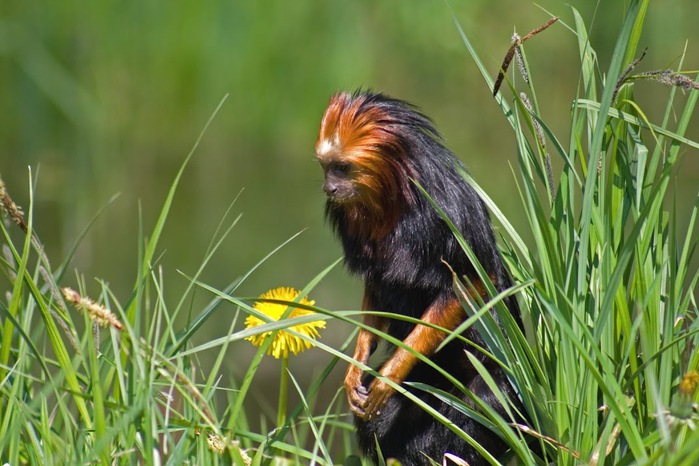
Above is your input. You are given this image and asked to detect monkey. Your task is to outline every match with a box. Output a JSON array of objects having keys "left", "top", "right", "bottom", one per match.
[{"left": 316, "top": 90, "right": 524, "bottom": 465}]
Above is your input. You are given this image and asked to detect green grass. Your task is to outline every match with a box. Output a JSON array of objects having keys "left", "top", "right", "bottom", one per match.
[
  {"left": 446, "top": 1, "right": 699, "bottom": 464},
  {"left": 2, "top": 1, "right": 699, "bottom": 464}
]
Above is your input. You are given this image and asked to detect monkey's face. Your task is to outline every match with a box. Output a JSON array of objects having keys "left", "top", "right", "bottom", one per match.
[
  {"left": 315, "top": 144, "right": 396, "bottom": 216},
  {"left": 318, "top": 158, "right": 357, "bottom": 203},
  {"left": 316, "top": 137, "right": 362, "bottom": 204},
  {"left": 315, "top": 91, "right": 415, "bottom": 213}
]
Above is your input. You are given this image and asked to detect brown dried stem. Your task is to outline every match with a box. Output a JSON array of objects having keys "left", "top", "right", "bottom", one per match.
[{"left": 493, "top": 16, "right": 559, "bottom": 96}]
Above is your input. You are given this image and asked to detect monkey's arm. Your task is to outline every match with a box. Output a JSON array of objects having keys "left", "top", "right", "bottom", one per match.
[
  {"left": 359, "top": 296, "right": 465, "bottom": 420},
  {"left": 345, "top": 291, "right": 387, "bottom": 416}
]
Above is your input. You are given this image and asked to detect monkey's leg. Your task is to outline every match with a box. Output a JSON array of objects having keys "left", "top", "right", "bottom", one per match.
[
  {"left": 345, "top": 291, "right": 386, "bottom": 417},
  {"left": 360, "top": 297, "right": 465, "bottom": 420}
]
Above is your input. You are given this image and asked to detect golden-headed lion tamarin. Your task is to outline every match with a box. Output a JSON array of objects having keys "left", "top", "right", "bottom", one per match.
[{"left": 316, "top": 90, "right": 521, "bottom": 465}]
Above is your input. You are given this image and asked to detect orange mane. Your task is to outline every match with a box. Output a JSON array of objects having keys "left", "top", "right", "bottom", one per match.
[{"left": 316, "top": 92, "right": 416, "bottom": 240}]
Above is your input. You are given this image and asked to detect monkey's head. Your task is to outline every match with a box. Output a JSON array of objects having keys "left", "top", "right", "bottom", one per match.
[{"left": 315, "top": 91, "right": 421, "bottom": 228}]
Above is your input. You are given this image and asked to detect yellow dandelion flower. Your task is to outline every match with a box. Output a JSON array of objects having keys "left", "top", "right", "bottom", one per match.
[{"left": 245, "top": 287, "right": 325, "bottom": 359}]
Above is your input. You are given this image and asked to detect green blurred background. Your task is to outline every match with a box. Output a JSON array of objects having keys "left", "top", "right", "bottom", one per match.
[{"left": 2, "top": 0, "right": 698, "bottom": 420}]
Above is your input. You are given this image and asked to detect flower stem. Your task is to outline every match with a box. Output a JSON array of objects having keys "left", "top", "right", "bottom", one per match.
[{"left": 277, "top": 355, "right": 289, "bottom": 428}]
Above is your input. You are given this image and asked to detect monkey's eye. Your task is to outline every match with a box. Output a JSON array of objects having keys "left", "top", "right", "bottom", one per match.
[{"left": 331, "top": 162, "right": 351, "bottom": 177}]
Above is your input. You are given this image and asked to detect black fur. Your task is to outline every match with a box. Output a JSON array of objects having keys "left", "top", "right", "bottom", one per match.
[{"left": 325, "top": 91, "right": 521, "bottom": 465}]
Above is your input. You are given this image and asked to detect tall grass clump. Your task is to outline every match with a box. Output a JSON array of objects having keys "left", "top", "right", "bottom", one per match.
[{"left": 431, "top": 0, "right": 699, "bottom": 464}]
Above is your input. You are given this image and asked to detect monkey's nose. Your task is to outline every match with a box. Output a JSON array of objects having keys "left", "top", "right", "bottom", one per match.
[{"left": 323, "top": 182, "right": 338, "bottom": 196}]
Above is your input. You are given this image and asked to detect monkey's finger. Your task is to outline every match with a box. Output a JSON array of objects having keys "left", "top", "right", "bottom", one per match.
[
  {"left": 364, "top": 382, "right": 393, "bottom": 418},
  {"left": 352, "top": 386, "right": 369, "bottom": 405},
  {"left": 349, "top": 402, "right": 366, "bottom": 418},
  {"left": 347, "top": 385, "right": 369, "bottom": 415},
  {"left": 349, "top": 393, "right": 368, "bottom": 417},
  {"left": 364, "top": 394, "right": 387, "bottom": 418}
]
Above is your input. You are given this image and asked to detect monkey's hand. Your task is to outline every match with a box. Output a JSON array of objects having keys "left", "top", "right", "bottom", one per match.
[
  {"left": 354, "top": 297, "right": 465, "bottom": 420},
  {"left": 346, "top": 366, "right": 397, "bottom": 420},
  {"left": 360, "top": 376, "right": 396, "bottom": 420},
  {"left": 345, "top": 363, "right": 369, "bottom": 416}
]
